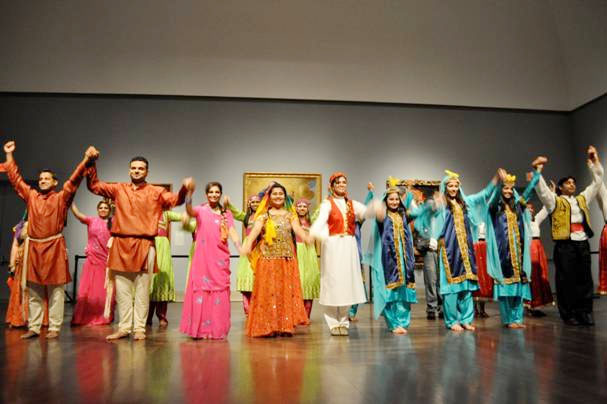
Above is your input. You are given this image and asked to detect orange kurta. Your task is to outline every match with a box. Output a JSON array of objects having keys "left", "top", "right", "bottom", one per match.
[
  {"left": 86, "top": 164, "right": 187, "bottom": 272},
  {"left": 6, "top": 159, "right": 87, "bottom": 285}
]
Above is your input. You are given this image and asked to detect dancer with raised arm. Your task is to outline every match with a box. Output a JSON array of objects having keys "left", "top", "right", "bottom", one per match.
[
  {"left": 532, "top": 147, "right": 602, "bottom": 325},
  {"left": 180, "top": 182, "right": 241, "bottom": 339},
  {"left": 86, "top": 155, "right": 191, "bottom": 340},
  {"left": 71, "top": 200, "right": 114, "bottom": 325},
  {"left": 309, "top": 172, "right": 370, "bottom": 336},
  {"left": 486, "top": 170, "right": 539, "bottom": 329},
  {"left": 3, "top": 140, "right": 98, "bottom": 339},
  {"left": 420, "top": 169, "right": 502, "bottom": 331}
]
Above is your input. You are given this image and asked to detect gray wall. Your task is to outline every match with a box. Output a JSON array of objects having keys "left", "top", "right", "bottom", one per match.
[
  {"left": 0, "top": 93, "right": 575, "bottom": 299},
  {"left": 572, "top": 95, "right": 607, "bottom": 284}
]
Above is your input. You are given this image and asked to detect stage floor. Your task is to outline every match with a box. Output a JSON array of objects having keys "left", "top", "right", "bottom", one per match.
[{"left": 1, "top": 298, "right": 606, "bottom": 404}]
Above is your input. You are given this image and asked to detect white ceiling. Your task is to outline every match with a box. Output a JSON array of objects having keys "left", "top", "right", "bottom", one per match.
[{"left": 0, "top": 0, "right": 605, "bottom": 111}]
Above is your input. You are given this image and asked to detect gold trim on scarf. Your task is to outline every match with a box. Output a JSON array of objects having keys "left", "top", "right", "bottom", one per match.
[
  {"left": 385, "top": 211, "right": 405, "bottom": 290},
  {"left": 441, "top": 201, "right": 478, "bottom": 284},
  {"left": 503, "top": 205, "right": 522, "bottom": 284}
]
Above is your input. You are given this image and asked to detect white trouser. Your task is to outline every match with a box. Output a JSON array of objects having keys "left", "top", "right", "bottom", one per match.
[
  {"left": 323, "top": 305, "right": 350, "bottom": 330},
  {"left": 28, "top": 282, "right": 64, "bottom": 333},
  {"left": 113, "top": 246, "right": 155, "bottom": 334}
]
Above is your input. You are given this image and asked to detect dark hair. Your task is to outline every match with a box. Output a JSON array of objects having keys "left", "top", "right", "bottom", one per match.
[
  {"left": 268, "top": 183, "right": 289, "bottom": 204},
  {"left": 331, "top": 176, "right": 347, "bottom": 187},
  {"left": 556, "top": 176, "right": 576, "bottom": 196},
  {"left": 130, "top": 156, "right": 149, "bottom": 169},
  {"left": 97, "top": 199, "right": 114, "bottom": 230},
  {"left": 38, "top": 169, "right": 57, "bottom": 181},
  {"left": 205, "top": 182, "right": 225, "bottom": 213},
  {"left": 383, "top": 190, "right": 406, "bottom": 217}
]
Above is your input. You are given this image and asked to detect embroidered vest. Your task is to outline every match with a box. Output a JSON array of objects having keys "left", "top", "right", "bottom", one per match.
[
  {"left": 551, "top": 195, "right": 593, "bottom": 240},
  {"left": 328, "top": 197, "right": 356, "bottom": 236}
]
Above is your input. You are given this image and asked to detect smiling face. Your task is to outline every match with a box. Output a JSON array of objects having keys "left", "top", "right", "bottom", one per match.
[
  {"left": 296, "top": 202, "right": 309, "bottom": 217},
  {"left": 249, "top": 197, "right": 261, "bottom": 212},
  {"left": 501, "top": 184, "right": 514, "bottom": 201},
  {"left": 331, "top": 176, "right": 348, "bottom": 197},
  {"left": 559, "top": 178, "right": 576, "bottom": 196},
  {"left": 206, "top": 185, "right": 222, "bottom": 206},
  {"left": 385, "top": 192, "right": 401, "bottom": 211},
  {"left": 446, "top": 179, "right": 460, "bottom": 199},
  {"left": 269, "top": 187, "right": 285, "bottom": 208},
  {"left": 38, "top": 171, "right": 58, "bottom": 192},
  {"left": 129, "top": 160, "right": 148, "bottom": 184},
  {"left": 97, "top": 202, "right": 111, "bottom": 219}
]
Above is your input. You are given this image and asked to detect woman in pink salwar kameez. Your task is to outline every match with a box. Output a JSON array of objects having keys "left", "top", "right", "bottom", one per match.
[
  {"left": 71, "top": 200, "right": 114, "bottom": 325},
  {"left": 180, "top": 181, "right": 241, "bottom": 339}
]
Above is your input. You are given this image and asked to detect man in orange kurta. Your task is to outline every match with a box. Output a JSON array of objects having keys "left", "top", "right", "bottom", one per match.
[
  {"left": 3, "top": 140, "right": 98, "bottom": 339},
  {"left": 86, "top": 156, "right": 192, "bottom": 340}
]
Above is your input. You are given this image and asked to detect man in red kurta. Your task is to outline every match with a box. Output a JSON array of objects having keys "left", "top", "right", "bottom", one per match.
[
  {"left": 86, "top": 156, "right": 192, "bottom": 340},
  {"left": 3, "top": 140, "right": 98, "bottom": 339}
]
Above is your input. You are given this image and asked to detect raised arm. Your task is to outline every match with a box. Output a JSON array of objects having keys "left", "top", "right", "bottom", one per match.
[
  {"left": 535, "top": 206, "right": 549, "bottom": 226},
  {"left": 70, "top": 202, "right": 89, "bottom": 224},
  {"left": 3, "top": 141, "right": 32, "bottom": 201},
  {"left": 62, "top": 146, "right": 99, "bottom": 204},
  {"left": 581, "top": 146, "right": 603, "bottom": 203},
  {"left": 465, "top": 171, "right": 500, "bottom": 209},
  {"left": 531, "top": 156, "right": 556, "bottom": 214},
  {"left": 160, "top": 177, "right": 192, "bottom": 209},
  {"left": 519, "top": 170, "right": 541, "bottom": 203},
  {"left": 224, "top": 195, "right": 246, "bottom": 222},
  {"left": 184, "top": 180, "right": 197, "bottom": 218},
  {"left": 86, "top": 162, "right": 119, "bottom": 199}
]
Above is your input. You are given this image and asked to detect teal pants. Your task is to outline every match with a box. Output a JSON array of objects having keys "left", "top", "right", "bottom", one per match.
[
  {"left": 498, "top": 296, "right": 524, "bottom": 325},
  {"left": 383, "top": 301, "right": 411, "bottom": 330},
  {"left": 442, "top": 291, "right": 474, "bottom": 328}
]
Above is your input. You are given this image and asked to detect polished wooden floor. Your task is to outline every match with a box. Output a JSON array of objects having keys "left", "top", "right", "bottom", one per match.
[{"left": 1, "top": 297, "right": 606, "bottom": 404}]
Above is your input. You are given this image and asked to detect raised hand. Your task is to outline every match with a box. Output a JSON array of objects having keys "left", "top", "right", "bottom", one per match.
[
  {"left": 587, "top": 145, "right": 599, "bottom": 163},
  {"left": 367, "top": 182, "right": 374, "bottom": 191},
  {"left": 4, "top": 141, "right": 15, "bottom": 154},
  {"left": 183, "top": 177, "right": 195, "bottom": 192},
  {"left": 497, "top": 168, "right": 508, "bottom": 183},
  {"left": 526, "top": 171, "right": 533, "bottom": 182},
  {"left": 549, "top": 180, "right": 556, "bottom": 193},
  {"left": 84, "top": 146, "right": 99, "bottom": 161},
  {"left": 532, "top": 156, "right": 548, "bottom": 170}
]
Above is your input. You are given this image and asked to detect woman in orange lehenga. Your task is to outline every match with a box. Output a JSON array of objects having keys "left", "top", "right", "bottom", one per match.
[
  {"left": 242, "top": 182, "right": 312, "bottom": 337},
  {"left": 5, "top": 218, "right": 49, "bottom": 328}
]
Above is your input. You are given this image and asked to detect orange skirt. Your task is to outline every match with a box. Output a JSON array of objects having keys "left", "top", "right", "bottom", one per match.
[
  {"left": 473, "top": 241, "right": 493, "bottom": 300},
  {"left": 246, "top": 257, "right": 309, "bottom": 337},
  {"left": 528, "top": 239, "right": 553, "bottom": 308},
  {"left": 6, "top": 262, "right": 49, "bottom": 327}
]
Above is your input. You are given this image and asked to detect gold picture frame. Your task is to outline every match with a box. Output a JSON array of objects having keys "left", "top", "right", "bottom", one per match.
[{"left": 242, "top": 172, "right": 323, "bottom": 212}]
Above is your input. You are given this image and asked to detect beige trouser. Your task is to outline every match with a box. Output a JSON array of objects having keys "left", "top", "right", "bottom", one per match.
[
  {"left": 28, "top": 282, "right": 64, "bottom": 333},
  {"left": 113, "top": 247, "right": 155, "bottom": 334},
  {"left": 323, "top": 305, "right": 350, "bottom": 330}
]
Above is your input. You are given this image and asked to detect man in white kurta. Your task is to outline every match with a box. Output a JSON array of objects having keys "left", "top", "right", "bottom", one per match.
[{"left": 310, "top": 172, "right": 367, "bottom": 336}]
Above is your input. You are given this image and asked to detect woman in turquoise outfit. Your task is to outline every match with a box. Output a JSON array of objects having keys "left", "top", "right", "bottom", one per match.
[
  {"left": 226, "top": 194, "right": 261, "bottom": 315},
  {"left": 365, "top": 181, "right": 417, "bottom": 334},
  {"left": 486, "top": 170, "right": 539, "bottom": 328},
  {"left": 422, "top": 169, "right": 505, "bottom": 331}
]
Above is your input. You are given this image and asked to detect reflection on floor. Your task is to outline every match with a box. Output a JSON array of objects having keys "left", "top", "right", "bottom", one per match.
[{"left": 1, "top": 298, "right": 606, "bottom": 403}]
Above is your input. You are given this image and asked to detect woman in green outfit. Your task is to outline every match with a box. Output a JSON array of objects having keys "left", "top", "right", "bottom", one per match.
[
  {"left": 295, "top": 198, "right": 321, "bottom": 319},
  {"left": 147, "top": 210, "right": 186, "bottom": 326},
  {"left": 225, "top": 194, "right": 261, "bottom": 315}
]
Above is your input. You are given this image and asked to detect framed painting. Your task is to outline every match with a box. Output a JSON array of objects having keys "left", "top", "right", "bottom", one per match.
[
  {"left": 390, "top": 178, "right": 441, "bottom": 270},
  {"left": 242, "top": 172, "right": 323, "bottom": 212}
]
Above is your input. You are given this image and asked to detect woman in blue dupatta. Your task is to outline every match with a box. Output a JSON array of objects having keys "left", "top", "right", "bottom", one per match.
[
  {"left": 365, "top": 181, "right": 417, "bottom": 334},
  {"left": 486, "top": 170, "right": 539, "bottom": 328},
  {"left": 419, "top": 169, "right": 504, "bottom": 331}
]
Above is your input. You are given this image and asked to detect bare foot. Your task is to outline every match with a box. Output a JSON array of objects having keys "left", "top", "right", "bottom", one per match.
[
  {"left": 159, "top": 319, "right": 168, "bottom": 328},
  {"left": 450, "top": 324, "right": 464, "bottom": 332},
  {"left": 106, "top": 331, "right": 130, "bottom": 341},
  {"left": 517, "top": 323, "right": 526, "bottom": 329},
  {"left": 20, "top": 330, "right": 39, "bottom": 339},
  {"left": 46, "top": 331, "right": 59, "bottom": 339},
  {"left": 133, "top": 332, "right": 146, "bottom": 340},
  {"left": 392, "top": 327, "right": 408, "bottom": 335},
  {"left": 462, "top": 324, "right": 476, "bottom": 331}
]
